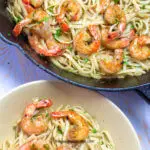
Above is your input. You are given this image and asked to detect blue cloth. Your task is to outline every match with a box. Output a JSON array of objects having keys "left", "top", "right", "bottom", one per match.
[{"left": 0, "top": 39, "right": 149, "bottom": 150}]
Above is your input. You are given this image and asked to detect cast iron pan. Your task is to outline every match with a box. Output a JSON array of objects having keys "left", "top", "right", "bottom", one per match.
[{"left": 0, "top": 0, "right": 150, "bottom": 101}]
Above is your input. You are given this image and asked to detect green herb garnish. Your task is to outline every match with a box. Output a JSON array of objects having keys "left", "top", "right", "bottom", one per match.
[
  {"left": 39, "top": 16, "right": 50, "bottom": 23},
  {"left": 57, "top": 127, "right": 63, "bottom": 134},
  {"left": 45, "top": 112, "right": 49, "bottom": 118},
  {"left": 123, "top": 52, "right": 129, "bottom": 65},
  {"left": 92, "top": 128, "right": 97, "bottom": 133},
  {"left": 141, "top": 5, "right": 146, "bottom": 9},
  {"left": 123, "top": 61, "right": 128, "bottom": 65},
  {"left": 68, "top": 46, "right": 73, "bottom": 51},
  {"left": 69, "top": 108, "right": 75, "bottom": 111},
  {"left": 14, "top": 16, "right": 22, "bottom": 23},
  {"left": 99, "top": 141, "right": 104, "bottom": 145},
  {"left": 130, "top": 24, "right": 135, "bottom": 29},
  {"left": 53, "top": 28, "right": 61, "bottom": 41},
  {"left": 7, "top": 32, "right": 11, "bottom": 37},
  {"left": 48, "top": 6, "right": 54, "bottom": 13},
  {"left": 83, "top": 58, "right": 89, "bottom": 63},
  {"left": 115, "top": 18, "right": 119, "bottom": 24},
  {"left": 113, "top": 0, "right": 119, "bottom": 4}
]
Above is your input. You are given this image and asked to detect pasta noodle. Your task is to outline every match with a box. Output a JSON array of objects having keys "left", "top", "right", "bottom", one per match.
[
  {"left": 7, "top": 0, "right": 150, "bottom": 79},
  {"left": 0, "top": 98, "right": 115, "bottom": 150}
]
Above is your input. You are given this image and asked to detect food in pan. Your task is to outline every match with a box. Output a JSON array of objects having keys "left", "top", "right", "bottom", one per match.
[
  {"left": 7, "top": 0, "right": 150, "bottom": 79},
  {"left": 1, "top": 98, "right": 115, "bottom": 150}
]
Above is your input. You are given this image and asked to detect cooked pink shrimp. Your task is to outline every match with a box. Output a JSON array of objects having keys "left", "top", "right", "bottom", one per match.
[
  {"left": 19, "top": 140, "right": 49, "bottom": 150},
  {"left": 74, "top": 25, "right": 101, "bottom": 55},
  {"left": 99, "top": 49, "right": 123, "bottom": 74},
  {"left": 51, "top": 110, "right": 89, "bottom": 141},
  {"left": 129, "top": 35, "right": 150, "bottom": 60},
  {"left": 28, "top": 34, "right": 63, "bottom": 56},
  {"left": 56, "top": 0, "right": 82, "bottom": 32},
  {"left": 104, "top": 5, "right": 126, "bottom": 40},
  {"left": 13, "top": 9, "right": 48, "bottom": 37},
  {"left": 22, "top": 0, "right": 44, "bottom": 8},
  {"left": 101, "top": 27, "right": 129, "bottom": 50},
  {"left": 99, "top": 0, "right": 110, "bottom": 14},
  {"left": 57, "top": 145, "right": 71, "bottom": 150},
  {"left": 20, "top": 99, "right": 52, "bottom": 135}
]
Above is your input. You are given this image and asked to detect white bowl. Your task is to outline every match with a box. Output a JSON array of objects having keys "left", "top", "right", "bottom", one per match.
[{"left": 0, "top": 80, "right": 141, "bottom": 150}]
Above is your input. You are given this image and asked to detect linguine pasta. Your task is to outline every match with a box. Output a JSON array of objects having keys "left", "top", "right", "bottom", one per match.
[
  {"left": 7, "top": 0, "right": 150, "bottom": 79},
  {"left": 0, "top": 98, "right": 115, "bottom": 150}
]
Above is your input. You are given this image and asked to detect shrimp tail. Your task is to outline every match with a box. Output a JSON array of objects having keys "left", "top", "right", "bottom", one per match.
[
  {"left": 24, "top": 4, "right": 35, "bottom": 14},
  {"left": 13, "top": 18, "right": 31, "bottom": 37},
  {"left": 28, "top": 35, "right": 63, "bottom": 56},
  {"left": 22, "top": 0, "right": 30, "bottom": 5},
  {"left": 51, "top": 111, "right": 67, "bottom": 118},
  {"left": 36, "top": 99, "right": 53, "bottom": 108},
  {"left": 108, "top": 31, "right": 121, "bottom": 40}
]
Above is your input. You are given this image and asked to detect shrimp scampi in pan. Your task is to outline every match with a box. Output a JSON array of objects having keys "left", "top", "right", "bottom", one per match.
[{"left": 7, "top": 0, "right": 150, "bottom": 79}]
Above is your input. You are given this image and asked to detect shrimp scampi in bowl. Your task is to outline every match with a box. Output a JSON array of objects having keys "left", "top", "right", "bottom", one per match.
[
  {"left": 7, "top": 0, "right": 150, "bottom": 79},
  {"left": 0, "top": 98, "right": 115, "bottom": 150}
]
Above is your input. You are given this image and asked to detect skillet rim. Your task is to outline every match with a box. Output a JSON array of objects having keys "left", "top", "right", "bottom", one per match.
[{"left": 1, "top": 33, "right": 150, "bottom": 91}]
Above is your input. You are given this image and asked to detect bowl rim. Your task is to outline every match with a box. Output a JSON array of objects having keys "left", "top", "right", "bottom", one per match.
[
  {"left": 0, "top": 33, "right": 149, "bottom": 91},
  {"left": 0, "top": 80, "right": 141, "bottom": 150}
]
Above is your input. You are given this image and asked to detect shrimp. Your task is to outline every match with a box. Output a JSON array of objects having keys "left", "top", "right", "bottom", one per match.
[
  {"left": 28, "top": 34, "right": 63, "bottom": 56},
  {"left": 22, "top": 0, "right": 44, "bottom": 8},
  {"left": 56, "top": 0, "right": 82, "bottom": 32},
  {"left": 99, "top": 49, "right": 123, "bottom": 74},
  {"left": 57, "top": 145, "right": 71, "bottom": 150},
  {"left": 99, "top": 0, "right": 110, "bottom": 14},
  {"left": 13, "top": 9, "right": 48, "bottom": 37},
  {"left": 19, "top": 140, "right": 49, "bottom": 150},
  {"left": 74, "top": 25, "right": 101, "bottom": 55},
  {"left": 129, "top": 35, "right": 150, "bottom": 60},
  {"left": 101, "top": 27, "right": 129, "bottom": 50},
  {"left": 104, "top": 5, "right": 126, "bottom": 40},
  {"left": 20, "top": 99, "right": 52, "bottom": 135},
  {"left": 51, "top": 110, "right": 89, "bottom": 141},
  {"left": 23, "top": 4, "right": 35, "bottom": 14}
]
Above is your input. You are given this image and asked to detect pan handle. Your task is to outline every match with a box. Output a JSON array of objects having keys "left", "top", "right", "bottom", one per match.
[{"left": 135, "top": 85, "right": 150, "bottom": 104}]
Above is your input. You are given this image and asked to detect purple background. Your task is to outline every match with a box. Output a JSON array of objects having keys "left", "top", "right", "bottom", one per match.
[{"left": 0, "top": 39, "right": 149, "bottom": 150}]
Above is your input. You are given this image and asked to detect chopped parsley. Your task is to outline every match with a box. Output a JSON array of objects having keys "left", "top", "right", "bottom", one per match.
[
  {"left": 7, "top": 32, "right": 11, "bottom": 37},
  {"left": 123, "top": 61, "right": 128, "bottom": 65},
  {"left": 99, "top": 141, "right": 104, "bottom": 145},
  {"left": 115, "top": 18, "right": 119, "bottom": 24},
  {"left": 14, "top": 16, "right": 22, "bottom": 23},
  {"left": 141, "top": 5, "right": 146, "bottom": 9},
  {"left": 53, "top": 28, "right": 61, "bottom": 41},
  {"left": 123, "top": 52, "right": 129, "bottom": 65},
  {"left": 39, "top": 16, "right": 50, "bottom": 23},
  {"left": 131, "top": 24, "right": 135, "bottom": 29},
  {"left": 45, "top": 112, "right": 49, "bottom": 118},
  {"left": 57, "top": 127, "right": 63, "bottom": 134},
  {"left": 48, "top": 6, "right": 54, "bottom": 13},
  {"left": 83, "top": 58, "right": 89, "bottom": 63},
  {"left": 113, "top": 0, "right": 119, "bottom": 4},
  {"left": 68, "top": 46, "right": 73, "bottom": 51},
  {"left": 92, "top": 128, "right": 97, "bottom": 133},
  {"left": 69, "top": 108, "right": 75, "bottom": 111}
]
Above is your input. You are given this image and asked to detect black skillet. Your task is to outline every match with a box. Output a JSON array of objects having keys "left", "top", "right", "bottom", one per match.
[{"left": 0, "top": 0, "right": 150, "bottom": 102}]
